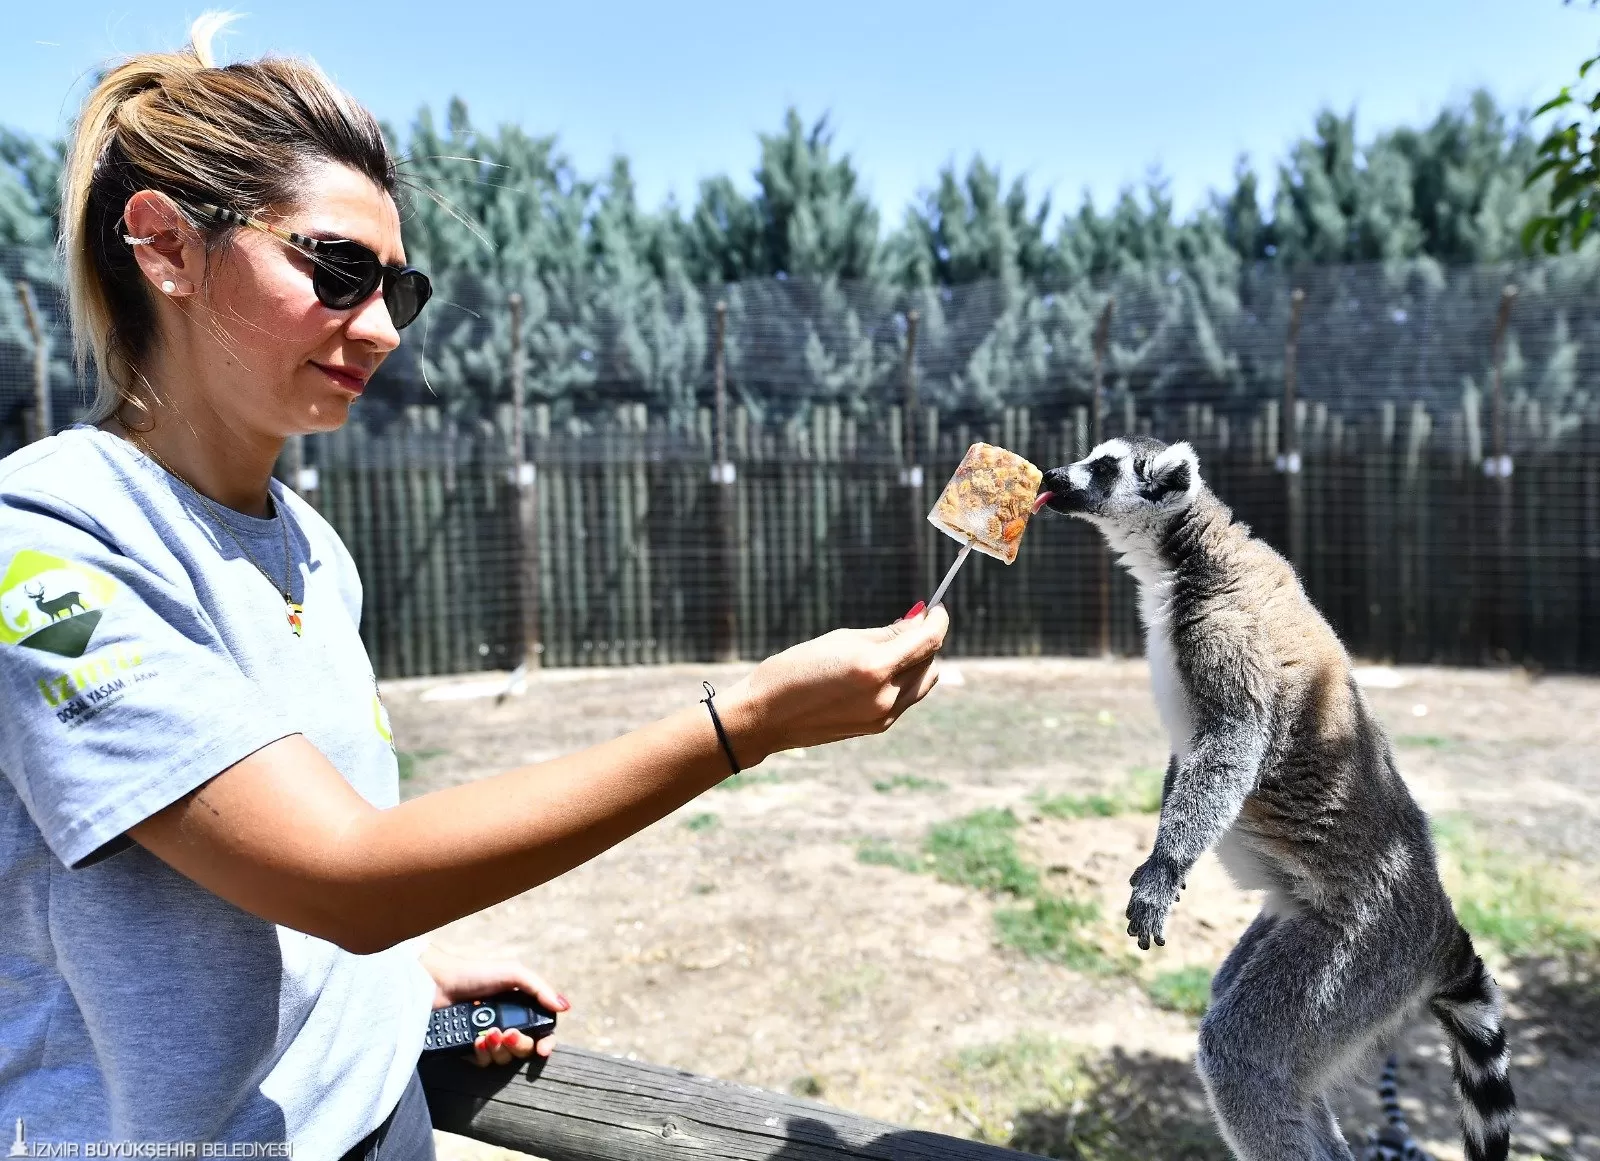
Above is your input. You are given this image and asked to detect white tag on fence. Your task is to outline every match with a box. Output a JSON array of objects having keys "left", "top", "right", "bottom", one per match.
[
  {"left": 1482, "top": 454, "right": 1514, "bottom": 479},
  {"left": 296, "top": 467, "right": 320, "bottom": 492},
  {"left": 1274, "top": 452, "right": 1302, "bottom": 474},
  {"left": 517, "top": 462, "right": 536, "bottom": 486},
  {"left": 899, "top": 465, "right": 924, "bottom": 487},
  {"left": 709, "top": 462, "right": 737, "bottom": 485}
]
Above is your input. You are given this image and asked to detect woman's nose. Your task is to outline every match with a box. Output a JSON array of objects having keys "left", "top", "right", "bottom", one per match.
[{"left": 345, "top": 290, "right": 401, "bottom": 353}]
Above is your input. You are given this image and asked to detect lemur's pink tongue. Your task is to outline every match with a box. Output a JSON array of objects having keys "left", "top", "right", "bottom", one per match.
[{"left": 1031, "top": 492, "right": 1054, "bottom": 515}]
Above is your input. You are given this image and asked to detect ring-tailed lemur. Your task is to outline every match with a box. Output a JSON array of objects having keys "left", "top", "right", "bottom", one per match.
[
  {"left": 1362, "top": 1054, "right": 1433, "bottom": 1161},
  {"left": 1037, "top": 437, "right": 1515, "bottom": 1161}
]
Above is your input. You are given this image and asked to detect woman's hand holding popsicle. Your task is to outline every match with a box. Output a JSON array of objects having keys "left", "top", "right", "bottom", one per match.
[{"left": 714, "top": 605, "right": 950, "bottom": 762}]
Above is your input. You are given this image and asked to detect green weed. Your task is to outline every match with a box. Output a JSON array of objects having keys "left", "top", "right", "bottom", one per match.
[
  {"left": 1145, "top": 967, "right": 1213, "bottom": 1017},
  {"left": 1432, "top": 814, "right": 1598, "bottom": 959},
  {"left": 1125, "top": 767, "right": 1166, "bottom": 814},
  {"left": 395, "top": 749, "right": 446, "bottom": 782},
  {"left": 819, "top": 963, "right": 887, "bottom": 1009},
  {"left": 716, "top": 769, "right": 786, "bottom": 791},
  {"left": 856, "top": 840, "right": 926, "bottom": 874},
  {"left": 684, "top": 812, "right": 720, "bottom": 832},
  {"left": 1036, "top": 793, "right": 1123, "bottom": 820},
  {"left": 925, "top": 809, "right": 1039, "bottom": 897},
  {"left": 873, "top": 774, "right": 949, "bottom": 793},
  {"left": 1397, "top": 735, "right": 1452, "bottom": 749},
  {"left": 789, "top": 1074, "right": 824, "bottom": 1098},
  {"left": 995, "top": 895, "right": 1127, "bottom": 975},
  {"left": 859, "top": 808, "right": 1143, "bottom": 974},
  {"left": 938, "top": 1036, "right": 1090, "bottom": 1145},
  {"left": 1033, "top": 767, "right": 1165, "bottom": 821},
  {"left": 936, "top": 1036, "right": 1229, "bottom": 1160}
]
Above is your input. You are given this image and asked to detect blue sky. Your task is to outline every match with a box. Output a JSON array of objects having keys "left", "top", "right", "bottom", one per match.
[{"left": 4, "top": 1, "right": 1595, "bottom": 229}]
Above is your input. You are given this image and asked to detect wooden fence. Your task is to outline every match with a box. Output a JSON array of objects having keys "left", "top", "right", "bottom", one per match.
[
  {"left": 301, "top": 393, "right": 1600, "bottom": 679},
  {"left": 420, "top": 1043, "right": 1030, "bottom": 1161}
]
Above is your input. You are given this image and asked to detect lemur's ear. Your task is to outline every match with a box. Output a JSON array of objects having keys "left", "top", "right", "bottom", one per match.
[{"left": 1142, "top": 442, "right": 1199, "bottom": 503}]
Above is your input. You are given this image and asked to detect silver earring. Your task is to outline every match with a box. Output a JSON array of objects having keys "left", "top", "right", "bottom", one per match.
[
  {"left": 161, "top": 280, "right": 177, "bottom": 294},
  {"left": 123, "top": 234, "right": 155, "bottom": 245}
]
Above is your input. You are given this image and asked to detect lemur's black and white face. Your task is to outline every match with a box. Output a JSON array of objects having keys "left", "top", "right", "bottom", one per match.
[{"left": 1037, "top": 437, "right": 1202, "bottom": 534}]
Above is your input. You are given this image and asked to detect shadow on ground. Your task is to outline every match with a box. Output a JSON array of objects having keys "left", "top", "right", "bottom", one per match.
[
  {"left": 994, "top": 955, "right": 1599, "bottom": 1161},
  {"left": 1007, "top": 1049, "right": 1229, "bottom": 1161}
]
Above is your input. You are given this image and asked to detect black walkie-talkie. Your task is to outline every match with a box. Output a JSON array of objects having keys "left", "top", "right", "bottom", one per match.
[{"left": 422, "top": 991, "right": 558, "bottom": 1054}]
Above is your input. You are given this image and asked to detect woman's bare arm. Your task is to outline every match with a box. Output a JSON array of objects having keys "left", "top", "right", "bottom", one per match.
[{"left": 129, "top": 610, "right": 948, "bottom": 954}]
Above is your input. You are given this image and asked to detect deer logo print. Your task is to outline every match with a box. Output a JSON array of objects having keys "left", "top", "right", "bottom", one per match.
[
  {"left": 0, "top": 550, "right": 119, "bottom": 658},
  {"left": 25, "top": 582, "right": 86, "bottom": 621}
]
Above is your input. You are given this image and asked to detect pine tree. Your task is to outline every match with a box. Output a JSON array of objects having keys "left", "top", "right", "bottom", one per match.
[{"left": 0, "top": 129, "right": 61, "bottom": 246}]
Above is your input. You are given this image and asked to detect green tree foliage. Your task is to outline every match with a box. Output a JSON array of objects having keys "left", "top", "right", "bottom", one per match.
[
  {"left": 680, "top": 110, "right": 881, "bottom": 283},
  {"left": 891, "top": 158, "right": 1054, "bottom": 287},
  {"left": 1263, "top": 97, "right": 1541, "bottom": 265},
  {"left": 0, "top": 129, "right": 62, "bottom": 245},
  {"left": 2, "top": 90, "right": 1591, "bottom": 430}
]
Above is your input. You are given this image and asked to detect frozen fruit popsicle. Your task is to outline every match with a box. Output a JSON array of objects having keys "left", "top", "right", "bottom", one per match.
[
  {"left": 928, "top": 442, "right": 1045, "bottom": 564},
  {"left": 923, "top": 442, "right": 1046, "bottom": 611}
]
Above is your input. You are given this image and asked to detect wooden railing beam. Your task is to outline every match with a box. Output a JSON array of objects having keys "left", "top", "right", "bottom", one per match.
[{"left": 420, "top": 1046, "right": 1030, "bottom": 1161}]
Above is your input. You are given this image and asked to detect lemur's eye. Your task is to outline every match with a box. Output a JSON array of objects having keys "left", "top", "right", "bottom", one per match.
[{"left": 1090, "top": 457, "right": 1119, "bottom": 478}]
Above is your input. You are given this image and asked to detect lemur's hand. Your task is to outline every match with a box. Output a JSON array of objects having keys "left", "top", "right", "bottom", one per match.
[{"left": 1125, "top": 855, "right": 1183, "bottom": 950}]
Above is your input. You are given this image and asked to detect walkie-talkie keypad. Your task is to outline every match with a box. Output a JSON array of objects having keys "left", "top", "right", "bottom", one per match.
[{"left": 422, "top": 993, "right": 558, "bottom": 1054}]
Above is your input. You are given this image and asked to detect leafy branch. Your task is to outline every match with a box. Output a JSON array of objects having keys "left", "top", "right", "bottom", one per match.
[{"left": 1524, "top": 49, "right": 1600, "bottom": 252}]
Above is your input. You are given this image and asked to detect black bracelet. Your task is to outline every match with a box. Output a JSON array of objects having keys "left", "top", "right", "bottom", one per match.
[{"left": 700, "top": 681, "right": 742, "bottom": 775}]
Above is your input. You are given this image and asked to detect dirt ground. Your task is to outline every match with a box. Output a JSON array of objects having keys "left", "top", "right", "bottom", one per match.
[{"left": 382, "top": 658, "right": 1600, "bottom": 1161}]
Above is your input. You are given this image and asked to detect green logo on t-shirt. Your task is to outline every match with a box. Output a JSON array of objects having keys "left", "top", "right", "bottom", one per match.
[{"left": 0, "top": 550, "right": 118, "bottom": 658}]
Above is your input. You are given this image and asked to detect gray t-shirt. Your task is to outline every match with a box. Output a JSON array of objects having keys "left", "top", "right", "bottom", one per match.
[{"left": 0, "top": 426, "right": 436, "bottom": 1155}]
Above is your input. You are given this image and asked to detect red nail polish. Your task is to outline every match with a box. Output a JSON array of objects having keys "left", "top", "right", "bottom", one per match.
[
  {"left": 484, "top": 1030, "right": 503, "bottom": 1049},
  {"left": 902, "top": 601, "right": 926, "bottom": 620}
]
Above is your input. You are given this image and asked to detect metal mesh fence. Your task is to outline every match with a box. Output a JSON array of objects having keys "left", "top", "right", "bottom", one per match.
[{"left": 4, "top": 246, "right": 1597, "bottom": 676}]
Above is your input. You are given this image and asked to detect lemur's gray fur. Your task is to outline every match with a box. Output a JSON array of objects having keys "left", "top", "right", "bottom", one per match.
[{"left": 1038, "top": 437, "right": 1514, "bottom": 1161}]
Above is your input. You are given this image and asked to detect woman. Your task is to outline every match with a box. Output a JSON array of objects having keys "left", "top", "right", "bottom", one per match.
[{"left": 0, "top": 17, "right": 948, "bottom": 1160}]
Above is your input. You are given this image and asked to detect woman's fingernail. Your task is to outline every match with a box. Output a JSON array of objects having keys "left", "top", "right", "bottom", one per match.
[
  {"left": 902, "top": 601, "right": 926, "bottom": 620},
  {"left": 556, "top": 994, "right": 571, "bottom": 1010},
  {"left": 484, "top": 1030, "right": 503, "bottom": 1050}
]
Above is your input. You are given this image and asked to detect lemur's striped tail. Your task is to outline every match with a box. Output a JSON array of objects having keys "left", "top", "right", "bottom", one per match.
[
  {"left": 1428, "top": 924, "right": 1514, "bottom": 1161},
  {"left": 1361, "top": 1054, "right": 1431, "bottom": 1161}
]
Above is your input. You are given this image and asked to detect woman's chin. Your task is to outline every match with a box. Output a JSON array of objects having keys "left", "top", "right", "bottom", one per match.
[{"left": 294, "top": 395, "right": 356, "bottom": 435}]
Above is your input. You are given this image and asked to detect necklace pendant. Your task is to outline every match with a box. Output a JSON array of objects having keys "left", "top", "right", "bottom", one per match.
[{"left": 286, "top": 596, "right": 304, "bottom": 637}]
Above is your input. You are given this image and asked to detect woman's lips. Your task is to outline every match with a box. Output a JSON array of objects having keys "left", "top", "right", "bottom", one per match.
[{"left": 313, "top": 363, "right": 367, "bottom": 393}]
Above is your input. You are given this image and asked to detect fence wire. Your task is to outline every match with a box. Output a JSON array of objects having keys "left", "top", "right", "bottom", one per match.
[{"left": 3, "top": 247, "right": 1597, "bottom": 676}]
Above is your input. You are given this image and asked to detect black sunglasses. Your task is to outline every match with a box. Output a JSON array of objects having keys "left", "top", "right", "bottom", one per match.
[{"left": 188, "top": 201, "right": 433, "bottom": 329}]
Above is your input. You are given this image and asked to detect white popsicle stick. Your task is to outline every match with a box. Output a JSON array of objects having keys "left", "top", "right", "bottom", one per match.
[{"left": 925, "top": 541, "right": 973, "bottom": 612}]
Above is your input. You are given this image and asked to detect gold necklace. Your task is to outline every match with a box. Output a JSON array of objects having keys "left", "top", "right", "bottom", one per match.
[{"left": 132, "top": 436, "right": 305, "bottom": 637}]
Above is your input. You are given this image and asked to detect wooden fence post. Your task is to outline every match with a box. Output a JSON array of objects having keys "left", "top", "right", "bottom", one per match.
[
  {"left": 13, "top": 281, "right": 50, "bottom": 443},
  {"left": 1487, "top": 283, "right": 1517, "bottom": 662},
  {"left": 1280, "top": 287, "right": 1307, "bottom": 568},
  {"left": 509, "top": 291, "right": 542, "bottom": 671},
  {"left": 1091, "top": 296, "right": 1114, "bottom": 657},
  {"left": 277, "top": 434, "right": 318, "bottom": 508},
  {"left": 901, "top": 309, "right": 925, "bottom": 600},
  {"left": 711, "top": 301, "right": 738, "bottom": 662}
]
